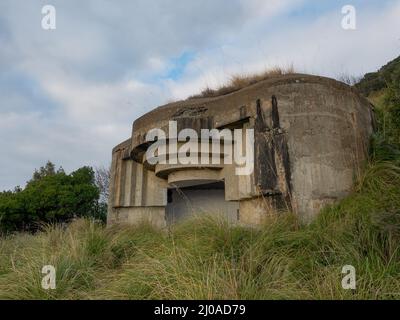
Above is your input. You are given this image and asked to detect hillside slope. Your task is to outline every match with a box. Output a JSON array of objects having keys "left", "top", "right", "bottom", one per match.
[
  {"left": 355, "top": 55, "right": 400, "bottom": 97},
  {"left": 355, "top": 55, "right": 400, "bottom": 148}
]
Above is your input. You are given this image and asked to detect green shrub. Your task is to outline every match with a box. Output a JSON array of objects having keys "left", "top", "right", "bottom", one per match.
[{"left": 0, "top": 164, "right": 103, "bottom": 233}]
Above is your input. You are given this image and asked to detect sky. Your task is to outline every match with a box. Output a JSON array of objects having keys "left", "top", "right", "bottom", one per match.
[{"left": 0, "top": 0, "right": 399, "bottom": 191}]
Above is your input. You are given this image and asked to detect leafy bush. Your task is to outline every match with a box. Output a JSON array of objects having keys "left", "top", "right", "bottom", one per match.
[{"left": 0, "top": 163, "right": 104, "bottom": 233}]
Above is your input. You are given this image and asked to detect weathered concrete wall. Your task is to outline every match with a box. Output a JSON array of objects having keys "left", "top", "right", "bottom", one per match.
[
  {"left": 277, "top": 83, "right": 372, "bottom": 220},
  {"left": 112, "top": 207, "right": 166, "bottom": 228},
  {"left": 107, "top": 74, "right": 374, "bottom": 227},
  {"left": 238, "top": 196, "right": 284, "bottom": 225},
  {"left": 107, "top": 140, "right": 168, "bottom": 227}
]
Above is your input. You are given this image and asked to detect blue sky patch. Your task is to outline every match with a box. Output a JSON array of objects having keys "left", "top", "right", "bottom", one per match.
[{"left": 163, "top": 51, "right": 196, "bottom": 81}]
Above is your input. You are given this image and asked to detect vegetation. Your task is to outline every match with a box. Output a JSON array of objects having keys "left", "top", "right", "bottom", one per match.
[
  {"left": 357, "top": 55, "right": 400, "bottom": 147},
  {"left": 0, "top": 162, "right": 107, "bottom": 233},
  {"left": 0, "top": 129, "right": 399, "bottom": 299},
  {"left": 189, "top": 66, "right": 296, "bottom": 99},
  {"left": 0, "top": 57, "right": 399, "bottom": 300},
  {"left": 356, "top": 56, "right": 400, "bottom": 97},
  {"left": 0, "top": 152, "right": 399, "bottom": 299}
]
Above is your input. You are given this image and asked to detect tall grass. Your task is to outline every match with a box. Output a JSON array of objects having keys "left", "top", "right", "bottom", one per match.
[
  {"left": 0, "top": 146, "right": 399, "bottom": 299},
  {"left": 1, "top": 85, "right": 399, "bottom": 300}
]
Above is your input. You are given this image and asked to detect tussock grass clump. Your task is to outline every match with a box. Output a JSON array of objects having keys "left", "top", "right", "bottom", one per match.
[
  {"left": 1, "top": 149, "right": 399, "bottom": 300},
  {"left": 1, "top": 133, "right": 399, "bottom": 299},
  {"left": 189, "top": 66, "right": 296, "bottom": 99},
  {"left": 0, "top": 220, "right": 165, "bottom": 299}
]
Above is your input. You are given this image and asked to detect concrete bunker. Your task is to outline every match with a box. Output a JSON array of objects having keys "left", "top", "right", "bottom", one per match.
[{"left": 107, "top": 74, "right": 375, "bottom": 227}]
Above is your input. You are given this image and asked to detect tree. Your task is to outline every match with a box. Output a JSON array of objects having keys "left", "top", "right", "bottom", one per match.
[
  {"left": 0, "top": 162, "right": 103, "bottom": 233},
  {"left": 31, "top": 161, "right": 64, "bottom": 182}
]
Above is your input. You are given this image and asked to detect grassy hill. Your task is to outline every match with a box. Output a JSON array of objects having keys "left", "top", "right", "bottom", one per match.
[
  {"left": 356, "top": 55, "right": 400, "bottom": 148},
  {"left": 355, "top": 55, "right": 400, "bottom": 97},
  {"left": 0, "top": 58, "right": 399, "bottom": 300}
]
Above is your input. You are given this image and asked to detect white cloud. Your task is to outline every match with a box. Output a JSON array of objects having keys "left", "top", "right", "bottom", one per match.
[
  {"left": 240, "top": 0, "right": 304, "bottom": 19},
  {"left": 163, "top": 0, "right": 400, "bottom": 99}
]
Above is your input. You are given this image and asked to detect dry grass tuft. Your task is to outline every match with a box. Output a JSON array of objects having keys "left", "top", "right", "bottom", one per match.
[{"left": 189, "top": 65, "right": 296, "bottom": 99}]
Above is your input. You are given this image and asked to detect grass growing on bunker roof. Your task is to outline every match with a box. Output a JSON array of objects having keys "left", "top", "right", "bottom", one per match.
[{"left": 188, "top": 65, "right": 296, "bottom": 99}]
